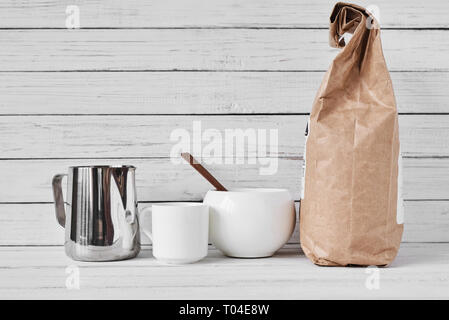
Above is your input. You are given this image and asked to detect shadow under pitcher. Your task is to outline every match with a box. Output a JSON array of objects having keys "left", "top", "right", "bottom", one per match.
[{"left": 52, "top": 166, "right": 140, "bottom": 261}]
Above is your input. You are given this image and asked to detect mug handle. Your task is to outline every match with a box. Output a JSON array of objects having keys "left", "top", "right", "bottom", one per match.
[
  {"left": 139, "top": 207, "right": 153, "bottom": 241},
  {"left": 52, "top": 174, "right": 67, "bottom": 227}
]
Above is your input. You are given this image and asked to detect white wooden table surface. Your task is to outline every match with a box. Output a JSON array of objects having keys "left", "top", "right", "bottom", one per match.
[{"left": 1, "top": 243, "right": 448, "bottom": 300}]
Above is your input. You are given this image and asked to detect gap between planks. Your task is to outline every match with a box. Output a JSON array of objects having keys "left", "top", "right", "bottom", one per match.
[
  {"left": 2, "top": 27, "right": 449, "bottom": 30},
  {"left": 1, "top": 113, "right": 449, "bottom": 116},
  {"left": 1, "top": 70, "right": 449, "bottom": 73}
]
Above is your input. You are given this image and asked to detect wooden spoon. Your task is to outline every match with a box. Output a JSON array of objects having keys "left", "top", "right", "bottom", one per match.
[{"left": 181, "top": 152, "right": 227, "bottom": 191}]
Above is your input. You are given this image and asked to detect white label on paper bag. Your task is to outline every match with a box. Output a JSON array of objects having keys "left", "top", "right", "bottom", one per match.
[
  {"left": 301, "top": 118, "right": 310, "bottom": 199},
  {"left": 396, "top": 149, "right": 404, "bottom": 224}
]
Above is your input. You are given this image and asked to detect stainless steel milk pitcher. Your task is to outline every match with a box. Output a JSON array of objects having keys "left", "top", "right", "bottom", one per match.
[{"left": 52, "top": 166, "right": 140, "bottom": 261}]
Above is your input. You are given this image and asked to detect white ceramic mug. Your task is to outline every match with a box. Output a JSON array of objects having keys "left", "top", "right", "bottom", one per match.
[
  {"left": 204, "top": 188, "right": 296, "bottom": 258},
  {"left": 140, "top": 203, "right": 209, "bottom": 264}
]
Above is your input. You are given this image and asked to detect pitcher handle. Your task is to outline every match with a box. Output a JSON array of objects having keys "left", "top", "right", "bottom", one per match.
[
  {"left": 52, "top": 174, "right": 67, "bottom": 227},
  {"left": 139, "top": 206, "right": 153, "bottom": 242}
]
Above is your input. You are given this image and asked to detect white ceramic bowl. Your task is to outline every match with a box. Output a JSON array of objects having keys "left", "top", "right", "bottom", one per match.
[{"left": 203, "top": 188, "right": 296, "bottom": 258}]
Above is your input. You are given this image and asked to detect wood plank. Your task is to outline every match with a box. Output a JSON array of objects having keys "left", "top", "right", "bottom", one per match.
[
  {"left": 0, "top": 29, "right": 447, "bottom": 71},
  {"left": 1, "top": 71, "right": 447, "bottom": 114},
  {"left": 0, "top": 158, "right": 302, "bottom": 203},
  {"left": 0, "top": 201, "right": 446, "bottom": 246},
  {"left": 0, "top": 115, "right": 447, "bottom": 158},
  {"left": 0, "top": 157, "right": 447, "bottom": 203},
  {"left": 0, "top": 0, "right": 447, "bottom": 28},
  {"left": 0, "top": 244, "right": 448, "bottom": 299},
  {"left": 0, "top": 115, "right": 307, "bottom": 158},
  {"left": 0, "top": 203, "right": 296, "bottom": 246},
  {"left": 403, "top": 201, "right": 449, "bottom": 243}
]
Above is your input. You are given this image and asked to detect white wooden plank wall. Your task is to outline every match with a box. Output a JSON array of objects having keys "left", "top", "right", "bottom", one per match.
[{"left": 0, "top": 0, "right": 448, "bottom": 246}]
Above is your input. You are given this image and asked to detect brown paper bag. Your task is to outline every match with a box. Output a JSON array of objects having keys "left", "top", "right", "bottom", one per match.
[{"left": 300, "top": 2, "right": 403, "bottom": 266}]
